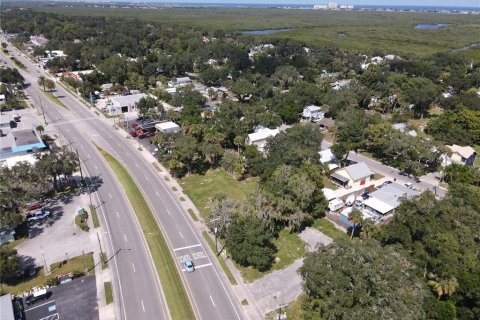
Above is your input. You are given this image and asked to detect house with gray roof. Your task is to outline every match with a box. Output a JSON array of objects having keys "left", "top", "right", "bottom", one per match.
[
  {"left": 362, "top": 183, "right": 420, "bottom": 216},
  {"left": 330, "top": 162, "right": 374, "bottom": 188}
]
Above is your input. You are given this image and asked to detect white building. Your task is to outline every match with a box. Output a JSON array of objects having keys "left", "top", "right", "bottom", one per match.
[
  {"left": 155, "top": 121, "right": 181, "bottom": 134},
  {"left": 168, "top": 77, "right": 192, "bottom": 88},
  {"left": 0, "top": 94, "right": 6, "bottom": 105},
  {"left": 331, "top": 79, "right": 351, "bottom": 90},
  {"left": 246, "top": 127, "right": 280, "bottom": 153},
  {"left": 330, "top": 162, "right": 374, "bottom": 189},
  {"left": 302, "top": 105, "right": 324, "bottom": 122},
  {"left": 106, "top": 93, "right": 148, "bottom": 115},
  {"left": 319, "top": 148, "right": 339, "bottom": 171},
  {"left": 445, "top": 144, "right": 478, "bottom": 166}
]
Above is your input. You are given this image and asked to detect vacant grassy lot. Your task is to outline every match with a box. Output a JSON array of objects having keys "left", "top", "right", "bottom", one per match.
[
  {"left": 238, "top": 229, "right": 306, "bottom": 283},
  {"left": 313, "top": 218, "right": 348, "bottom": 240},
  {"left": 179, "top": 169, "right": 258, "bottom": 220},
  {"left": 23, "top": 5, "right": 480, "bottom": 57},
  {"left": 98, "top": 147, "right": 194, "bottom": 320},
  {"left": 1, "top": 253, "right": 94, "bottom": 295},
  {"left": 266, "top": 294, "right": 306, "bottom": 320}
]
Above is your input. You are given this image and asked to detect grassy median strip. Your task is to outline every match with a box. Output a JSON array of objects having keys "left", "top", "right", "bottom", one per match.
[
  {"left": 104, "top": 281, "right": 113, "bottom": 305},
  {"left": 44, "top": 91, "right": 69, "bottom": 110},
  {"left": 202, "top": 231, "right": 237, "bottom": 285},
  {"left": 89, "top": 205, "right": 100, "bottom": 228},
  {"left": 97, "top": 147, "right": 195, "bottom": 320}
]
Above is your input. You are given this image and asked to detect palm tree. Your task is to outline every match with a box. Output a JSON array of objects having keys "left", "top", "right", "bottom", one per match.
[
  {"left": 36, "top": 125, "right": 45, "bottom": 136},
  {"left": 233, "top": 136, "right": 244, "bottom": 155},
  {"left": 348, "top": 209, "right": 363, "bottom": 239},
  {"left": 38, "top": 76, "right": 46, "bottom": 91},
  {"left": 360, "top": 218, "right": 377, "bottom": 239},
  {"left": 427, "top": 277, "right": 458, "bottom": 298}
]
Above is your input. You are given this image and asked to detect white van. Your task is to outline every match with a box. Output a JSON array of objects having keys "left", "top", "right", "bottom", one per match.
[{"left": 328, "top": 199, "right": 345, "bottom": 212}]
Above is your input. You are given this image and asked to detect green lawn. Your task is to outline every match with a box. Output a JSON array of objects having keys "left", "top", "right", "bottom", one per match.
[
  {"left": 104, "top": 281, "right": 113, "bottom": 305},
  {"left": 179, "top": 169, "right": 258, "bottom": 220},
  {"left": 313, "top": 218, "right": 348, "bottom": 241},
  {"left": 202, "top": 231, "right": 237, "bottom": 285},
  {"left": 238, "top": 229, "right": 306, "bottom": 283},
  {"left": 1, "top": 253, "right": 94, "bottom": 295},
  {"left": 44, "top": 91, "right": 69, "bottom": 110},
  {"left": 322, "top": 176, "right": 338, "bottom": 190},
  {"left": 98, "top": 147, "right": 195, "bottom": 320}
]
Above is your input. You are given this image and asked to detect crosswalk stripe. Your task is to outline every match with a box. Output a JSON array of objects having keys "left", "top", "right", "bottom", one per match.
[{"left": 52, "top": 117, "right": 98, "bottom": 127}]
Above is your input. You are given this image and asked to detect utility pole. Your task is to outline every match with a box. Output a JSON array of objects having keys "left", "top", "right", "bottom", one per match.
[
  {"left": 75, "top": 148, "right": 84, "bottom": 182},
  {"left": 41, "top": 245, "right": 50, "bottom": 275}
]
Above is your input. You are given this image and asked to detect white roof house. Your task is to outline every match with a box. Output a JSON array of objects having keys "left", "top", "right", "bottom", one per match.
[
  {"left": 246, "top": 127, "right": 280, "bottom": 152},
  {"left": 319, "top": 149, "right": 339, "bottom": 170},
  {"left": 155, "top": 121, "right": 181, "bottom": 134},
  {"left": 331, "top": 79, "right": 351, "bottom": 90},
  {"left": 446, "top": 144, "right": 477, "bottom": 166},
  {"left": 302, "top": 105, "right": 324, "bottom": 122}
]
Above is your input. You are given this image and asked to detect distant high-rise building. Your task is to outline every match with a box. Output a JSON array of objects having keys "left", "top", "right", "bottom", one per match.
[
  {"left": 328, "top": 2, "right": 337, "bottom": 9},
  {"left": 313, "top": 4, "right": 328, "bottom": 10}
]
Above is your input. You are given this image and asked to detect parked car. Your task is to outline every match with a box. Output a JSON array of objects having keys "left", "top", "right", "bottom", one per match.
[
  {"left": 138, "top": 132, "right": 148, "bottom": 139},
  {"left": 182, "top": 257, "right": 195, "bottom": 273},
  {"left": 26, "top": 210, "right": 51, "bottom": 222},
  {"left": 361, "top": 192, "right": 370, "bottom": 200},
  {"left": 404, "top": 182, "right": 413, "bottom": 189},
  {"left": 132, "top": 129, "right": 143, "bottom": 137},
  {"left": 26, "top": 200, "right": 42, "bottom": 211},
  {"left": 147, "top": 131, "right": 156, "bottom": 138}
]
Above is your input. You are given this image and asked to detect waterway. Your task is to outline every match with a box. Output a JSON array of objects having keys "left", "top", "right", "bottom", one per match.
[{"left": 238, "top": 28, "right": 296, "bottom": 35}]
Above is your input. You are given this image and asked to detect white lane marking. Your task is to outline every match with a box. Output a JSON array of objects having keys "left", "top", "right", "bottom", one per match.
[
  {"left": 25, "top": 300, "right": 56, "bottom": 312},
  {"left": 155, "top": 191, "right": 159, "bottom": 197},
  {"left": 194, "top": 263, "right": 213, "bottom": 270},
  {"left": 124, "top": 234, "right": 128, "bottom": 243},
  {"left": 116, "top": 211, "right": 120, "bottom": 218},
  {"left": 179, "top": 231, "right": 184, "bottom": 239},
  {"left": 109, "top": 193, "right": 112, "bottom": 199},
  {"left": 94, "top": 165, "right": 98, "bottom": 170},
  {"left": 145, "top": 176, "right": 149, "bottom": 182},
  {"left": 131, "top": 263, "right": 136, "bottom": 273},
  {"left": 166, "top": 209, "right": 171, "bottom": 216},
  {"left": 173, "top": 244, "right": 202, "bottom": 251},
  {"left": 210, "top": 295, "right": 216, "bottom": 307},
  {"left": 135, "top": 163, "right": 139, "bottom": 168},
  {"left": 141, "top": 299, "right": 145, "bottom": 312}
]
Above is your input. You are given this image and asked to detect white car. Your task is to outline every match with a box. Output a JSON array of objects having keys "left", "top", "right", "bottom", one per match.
[{"left": 26, "top": 210, "right": 51, "bottom": 222}]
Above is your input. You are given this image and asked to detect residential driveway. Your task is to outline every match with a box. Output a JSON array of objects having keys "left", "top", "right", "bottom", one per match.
[
  {"left": 16, "top": 188, "right": 95, "bottom": 268},
  {"left": 247, "top": 228, "right": 332, "bottom": 315}
]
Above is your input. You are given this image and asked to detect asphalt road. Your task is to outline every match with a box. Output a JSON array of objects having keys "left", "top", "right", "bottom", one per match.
[
  {"left": 3, "top": 40, "right": 245, "bottom": 320},
  {"left": 1, "top": 44, "right": 169, "bottom": 320}
]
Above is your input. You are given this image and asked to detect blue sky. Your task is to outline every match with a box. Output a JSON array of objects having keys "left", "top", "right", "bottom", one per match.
[{"left": 146, "top": 0, "right": 480, "bottom": 7}]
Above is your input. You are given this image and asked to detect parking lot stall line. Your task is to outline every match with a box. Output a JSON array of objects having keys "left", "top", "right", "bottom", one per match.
[
  {"left": 210, "top": 296, "right": 216, "bottom": 307},
  {"left": 25, "top": 300, "right": 56, "bottom": 312}
]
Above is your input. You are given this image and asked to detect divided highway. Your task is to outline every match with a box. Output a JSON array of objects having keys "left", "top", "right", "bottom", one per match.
[
  {"left": 3, "top": 41, "right": 246, "bottom": 319},
  {"left": 1, "top": 44, "right": 169, "bottom": 320}
]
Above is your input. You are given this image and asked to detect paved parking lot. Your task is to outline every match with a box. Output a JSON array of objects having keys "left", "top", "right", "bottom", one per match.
[
  {"left": 23, "top": 275, "right": 98, "bottom": 320},
  {"left": 16, "top": 188, "right": 95, "bottom": 269}
]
